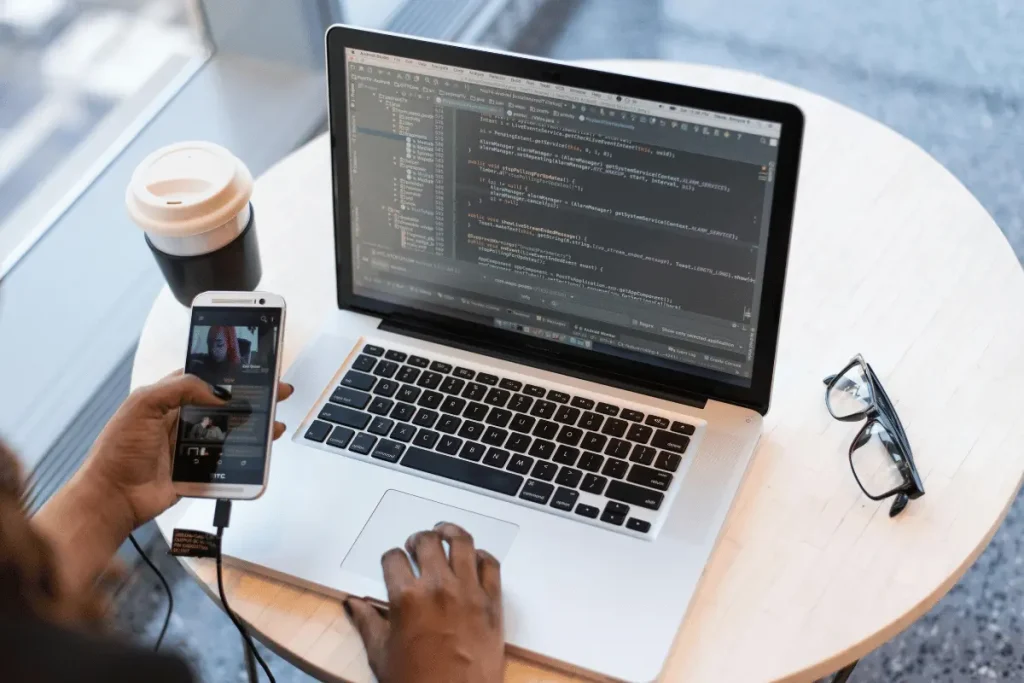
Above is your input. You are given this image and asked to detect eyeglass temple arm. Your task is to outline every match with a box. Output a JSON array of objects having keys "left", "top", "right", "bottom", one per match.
[{"left": 823, "top": 374, "right": 837, "bottom": 386}]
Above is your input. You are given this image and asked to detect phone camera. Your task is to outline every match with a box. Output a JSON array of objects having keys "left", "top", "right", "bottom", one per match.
[
  {"left": 258, "top": 298, "right": 265, "bottom": 305},
  {"left": 616, "top": 96, "right": 622, "bottom": 102}
]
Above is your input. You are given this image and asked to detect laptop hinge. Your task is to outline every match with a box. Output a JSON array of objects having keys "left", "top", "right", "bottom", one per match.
[{"left": 379, "top": 315, "right": 709, "bottom": 410}]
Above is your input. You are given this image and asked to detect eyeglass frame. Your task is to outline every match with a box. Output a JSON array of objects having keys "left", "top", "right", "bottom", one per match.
[{"left": 823, "top": 354, "right": 924, "bottom": 517}]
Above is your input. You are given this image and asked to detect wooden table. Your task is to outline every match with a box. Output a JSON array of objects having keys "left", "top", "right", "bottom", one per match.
[{"left": 135, "top": 61, "right": 1024, "bottom": 682}]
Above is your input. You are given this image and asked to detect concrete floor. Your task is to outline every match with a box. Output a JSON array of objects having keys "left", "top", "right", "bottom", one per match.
[{"left": 110, "top": 2, "right": 1024, "bottom": 682}]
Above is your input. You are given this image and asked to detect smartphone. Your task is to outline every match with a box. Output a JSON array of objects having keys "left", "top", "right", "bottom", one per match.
[{"left": 171, "top": 291, "right": 286, "bottom": 500}]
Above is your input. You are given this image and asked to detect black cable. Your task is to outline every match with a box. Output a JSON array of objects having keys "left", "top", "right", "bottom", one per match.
[
  {"left": 213, "top": 500, "right": 276, "bottom": 683},
  {"left": 128, "top": 532, "right": 173, "bottom": 651}
]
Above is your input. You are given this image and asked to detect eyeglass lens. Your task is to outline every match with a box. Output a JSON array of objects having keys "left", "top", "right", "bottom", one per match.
[
  {"left": 827, "top": 361, "right": 873, "bottom": 419},
  {"left": 850, "top": 421, "right": 908, "bottom": 498}
]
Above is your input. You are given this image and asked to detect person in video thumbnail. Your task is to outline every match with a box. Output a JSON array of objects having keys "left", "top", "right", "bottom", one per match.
[
  {"left": 199, "top": 325, "right": 242, "bottom": 377},
  {"left": 188, "top": 416, "right": 226, "bottom": 441}
]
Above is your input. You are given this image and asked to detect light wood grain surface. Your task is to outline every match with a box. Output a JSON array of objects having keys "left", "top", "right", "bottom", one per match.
[{"left": 135, "top": 61, "right": 1024, "bottom": 682}]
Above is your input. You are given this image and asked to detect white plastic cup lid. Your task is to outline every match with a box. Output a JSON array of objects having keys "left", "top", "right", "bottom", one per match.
[{"left": 126, "top": 141, "right": 254, "bottom": 257}]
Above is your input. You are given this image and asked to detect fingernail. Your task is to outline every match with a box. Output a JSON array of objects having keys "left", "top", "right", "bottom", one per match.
[
  {"left": 434, "top": 520, "right": 448, "bottom": 528},
  {"left": 343, "top": 599, "right": 353, "bottom": 618},
  {"left": 210, "top": 384, "right": 231, "bottom": 400}
]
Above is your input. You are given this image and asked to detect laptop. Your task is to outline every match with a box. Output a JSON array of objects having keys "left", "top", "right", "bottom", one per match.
[{"left": 183, "top": 26, "right": 803, "bottom": 682}]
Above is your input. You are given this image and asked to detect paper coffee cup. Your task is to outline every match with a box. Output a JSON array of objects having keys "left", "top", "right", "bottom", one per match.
[{"left": 127, "top": 141, "right": 262, "bottom": 304}]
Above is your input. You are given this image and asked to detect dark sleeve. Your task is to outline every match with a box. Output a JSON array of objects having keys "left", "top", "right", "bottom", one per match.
[{"left": 0, "top": 613, "right": 195, "bottom": 683}]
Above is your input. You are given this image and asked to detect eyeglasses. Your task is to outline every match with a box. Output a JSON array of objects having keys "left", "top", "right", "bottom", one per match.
[{"left": 823, "top": 354, "right": 924, "bottom": 517}]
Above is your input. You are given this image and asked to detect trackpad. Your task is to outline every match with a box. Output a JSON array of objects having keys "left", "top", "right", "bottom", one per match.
[{"left": 341, "top": 490, "right": 519, "bottom": 587}]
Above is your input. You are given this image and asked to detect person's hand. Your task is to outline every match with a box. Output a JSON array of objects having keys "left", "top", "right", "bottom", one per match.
[
  {"left": 345, "top": 523, "right": 505, "bottom": 683},
  {"left": 80, "top": 371, "right": 294, "bottom": 529}
]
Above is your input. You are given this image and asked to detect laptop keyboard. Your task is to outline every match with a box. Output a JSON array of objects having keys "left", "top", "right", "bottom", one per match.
[{"left": 301, "top": 342, "right": 698, "bottom": 535}]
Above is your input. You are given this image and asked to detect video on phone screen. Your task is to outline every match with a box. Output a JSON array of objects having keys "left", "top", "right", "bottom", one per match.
[{"left": 172, "top": 308, "right": 280, "bottom": 485}]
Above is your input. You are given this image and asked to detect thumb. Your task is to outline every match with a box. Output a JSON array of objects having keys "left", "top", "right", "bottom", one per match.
[
  {"left": 345, "top": 598, "right": 390, "bottom": 678},
  {"left": 142, "top": 374, "right": 226, "bottom": 413}
]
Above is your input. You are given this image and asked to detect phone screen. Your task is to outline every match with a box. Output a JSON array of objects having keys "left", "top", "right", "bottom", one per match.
[{"left": 172, "top": 306, "right": 282, "bottom": 485}]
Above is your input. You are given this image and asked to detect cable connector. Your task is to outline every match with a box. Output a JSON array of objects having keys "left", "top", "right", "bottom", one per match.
[{"left": 214, "top": 499, "right": 232, "bottom": 531}]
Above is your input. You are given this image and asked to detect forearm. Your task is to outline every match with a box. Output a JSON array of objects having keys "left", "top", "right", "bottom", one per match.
[{"left": 32, "top": 466, "right": 134, "bottom": 598}]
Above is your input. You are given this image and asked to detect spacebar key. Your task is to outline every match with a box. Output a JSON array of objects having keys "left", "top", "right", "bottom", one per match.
[{"left": 400, "top": 447, "right": 524, "bottom": 496}]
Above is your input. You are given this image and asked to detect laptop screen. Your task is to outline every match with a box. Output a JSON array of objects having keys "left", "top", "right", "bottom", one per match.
[{"left": 343, "top": 48, "right": 783, "bottom": 387}]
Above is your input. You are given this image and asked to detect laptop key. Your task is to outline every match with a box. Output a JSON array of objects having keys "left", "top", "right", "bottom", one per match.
[
  {"left": 570, "top": 396, "right": 595, "bottom": 410},
  {"left": 530, "top": 400, "right": 556, "bottom": 419},
  {"left": 462, "top": 382, "right": 488, "bottom": 401},
  {"left": 651, "top": 430, "right": 690, "bottom": 454},
  {"left": 458, "top": 420, "right": 485, "bottom": 440},
  {"left": 417, "top": 371, "right": 442, "bottom": 389},
  {"left": 440, "top": 396, "right": 467, "bottom": 415},
  {"left": 464, "top": 402, "right": 489, "bottom": 421},
  {"left": 626, "top": 464, "right": 673, "bottom": 491},
  {"left": 630, "top": 445, "right": 656, "bottom": 465},
  {"left": 554, "top": 406, "right": 581, "bottom": 425},
  {"left": 327, "top": 426, "right": 355, "bottom": 449},
  {"left": 556, "top": 426, "right": 583, "bottom": 447},
  {"left": 580, "top": 433, "right": 606, "bottom": 452},
  {"left": 453, "top": 366, "right": 475, "bottom": 379},
  {"left": 485, "top": 408, "right": 512, "bottom": 428},
  {"left": 595, "top": 402, "right": 619, "bottom": 416},
  {"left": 602, "top": 458, "right": 628, "bottom": 479},
  {"left": 519, "top": 479, "right": 553, "bottom": 505},
  {"left": 342, "top": 371, "right": 375, "bottom": 391},
  {"left": 553, "top": 445, "right": 579, "bottom": 466},
  {"left": 436, "top": 415, "right": 461, "bottom": 434},
  {"left": 607, "top": 481, "right": 664, "bottom": 510},
  {"left": 509, "top": 414, "right": 535, "bottom": 433},
  {"left": 581, "top": 473, "right": 607, "bottom": 495},
  {"left": 418, "top": 390, "right": 444, "bottom": 410},
  {"left": 319, "top": 404, "right": 371, "bottom": 430},
  {"left": 429, "top": 361, "right": 453, "bottom": 374},
  {"left": 412, "top": 409, "right": 439, "bottom": 428},
  {"left": 352, "top": 354, "right": 377, "bottom": 372},
  {"left": 626, "top": 424, "right": 653, "bottom": 444},
  {"left": 373, "top": 379, "right": 399, "bottom": 398},
  {"left": 483, "top": 448, "right": 510, "bottom": 468},
  {"left": 476, "top": 373, "right": 498, "bottom": 386},
  {"left": 437, "top": 435, "right": 463, "bottom": 455},
  {"left": 645, "top": 415, "right": 670, "bottom": 429},
  {"left": 368, "top": 417, "right": 394, "bottom": 436},
  {"left": 531, "top": 461, "right": 558, "bottom": 481},
  {"left": 601, "top": 418, "right": 628, "bottom": 437},
  {"left": 391, "top": 402, "right": 416, "bottom": 422},
  {"left": 656, "top": 451, "right": 682, "bottom": 472},
  {"left": 507, "top": 454, "right": 534, "bottom": 475},
  {"left": 579, "top": 451, "right": 604, "bottom": 472},
  {"left": 506, "top": 433, "right": 531, "bottom": 453},
  {"left": 671, "top": 421, "right": 696, "bottom": 436},
  {"left": 349, "top": 433, "right": 377, "bottom": 455},
  {"left": 304, "top": 420, "right": 332, "bottom": 442},
  {"left": 508, "top": 394, "right": 533, "bottom": 413},
  {"left": 397, "top": 385, "right": 421, "bottom": 403},
  {"left": 499, "top": 378, "right": 523, "bottom": 391},
  {"left": 385, "top": 350, "right": 407, "bottom": 362},
  {"left": 533, "top": 420, "right": 559, "bottom": 440},
  {"left": 601, "top": 501, "right": 629, "bottom": 526},
  {"left": 551, "top": 487, "right": 579, "bottom": 511},
  {"left": 482, "top": 426, "right": 508, "bottom": 447},
  {"left": 408, "top": 355, "right": 430, "bottom": 368},
  {"left": 556, "top": 467, "right": 583, "bottom": 488},
  {"left": 368, "top": 397, "right": 394, "bottom": 415},
  {"left": 396, "top": 366, "right": 420, "bottom": 384},
  {"left": 391, "top": 423, "right": 417, "bottom": 443},
  {"left": 372, "top": 439, "right": 405, "bottom": 463},
  {"left": 459, "top": 441, "right": 487, "bottom": 461},
  {"left": 330, "top": 387, "right": 371, "bottom": 409},
  {"left": 621, "top": 409, "right": 644, "bottom": 422},
  {"left": 575, "top": 503, "right": 600, "bottom": 519},
  {"left": 373, "top": 360, "right": 399, "bottom": 378},
  {"left": 528, "top": 439, "right": 555, "bottom": 460},
  {"left": 413, "top": 429, "right": 440, "bottom": 449},
  {"left": 578, "top": 412, "right": 604, "bottom": 431},
  {"left": 362, "top": 344, "right": 384, "bottom": 357},
  {"left": 401, "top": 446, "right": 524, "bottom": 496},
  {"left": 547, "top": 390, "right": 570, "bottom": 404},
  {"left": 523, "top": 384, "right": 546, "bottom": 397},
  {"left": 605, "top": 438, "right": 631, "bottom": 459},
  {"left": 484, "top": 388, "right": 511, "bottom": 407},
  {"left": 626, "top": 518, "right": 651, "bottom": 533},
  {"left": 440, "top": 377, "right": 465, "bottom": 395}
]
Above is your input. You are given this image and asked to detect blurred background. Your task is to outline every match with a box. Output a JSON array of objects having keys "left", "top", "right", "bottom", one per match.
[{"left": 2, "top": 1, "right": 1021, "bottom": 681}]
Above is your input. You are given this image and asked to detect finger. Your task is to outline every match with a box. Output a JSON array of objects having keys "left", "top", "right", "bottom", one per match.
[
  {"left": 476, "top": 549, "right": 502, "bottom": 603},
  {"left": 380, "top": 547, "right": 416, "bottom": 604},
  {"left": 405, "top": 530, "right": 451, "bottom": 580},
  {"left": 277, "top": 382, "right": 295, "bottom": 402},
  {"left": 345, "top": 598, "right": 390, "bottom": 678},
  {"left": 434, "top": 523, "right": 478, "bottom": 582},
  {"left": 273, "top": 422, "right": 287, "bottom": 440},
  {"left": 160, "top": 368, "right": 185, "bottom": 381},
  {"left": 142, "top": 374, "right": 226, "bottom": 413}
]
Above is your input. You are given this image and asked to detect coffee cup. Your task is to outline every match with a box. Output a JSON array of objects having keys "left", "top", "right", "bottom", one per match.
[{"left": 126, "top": 141, "right": 262, "bottom": 305}]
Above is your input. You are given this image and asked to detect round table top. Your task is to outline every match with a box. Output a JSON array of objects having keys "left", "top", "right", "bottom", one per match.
[{"left": 137, "top": 60, "right": 1024, "bottom": 682}]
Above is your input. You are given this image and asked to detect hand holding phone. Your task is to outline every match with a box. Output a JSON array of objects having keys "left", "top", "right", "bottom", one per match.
[{"left": 171, "top": 292, "right": 287, "bottom": 500}]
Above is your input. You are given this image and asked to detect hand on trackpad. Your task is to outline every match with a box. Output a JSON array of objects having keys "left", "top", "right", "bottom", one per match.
[{"left": 340, "top": 490, "right": 519, "bottom": 587}]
